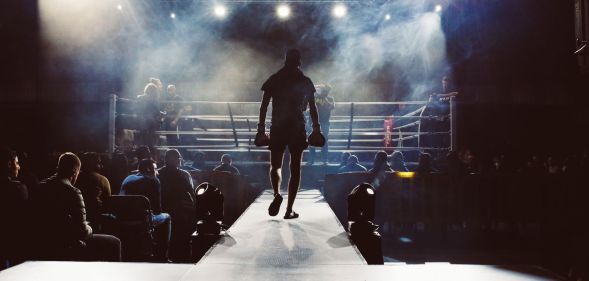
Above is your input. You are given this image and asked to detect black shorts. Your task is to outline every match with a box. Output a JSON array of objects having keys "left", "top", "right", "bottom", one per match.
[{"left": 269, "top": 125, "right": 308, "bottom": 152}]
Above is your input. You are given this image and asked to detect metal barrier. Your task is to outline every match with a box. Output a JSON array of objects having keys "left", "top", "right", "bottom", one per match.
[{"left": 324, "top": 172, "right": 584, "bottom": 231}]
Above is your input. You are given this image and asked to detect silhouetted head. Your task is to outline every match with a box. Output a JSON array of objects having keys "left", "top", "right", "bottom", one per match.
[
  {"left": 221, "top": 154, "right": 232, "bottom": 165},
  {"left": 418, "top": 153, "right": 432, "bottom": 172},
  {"left": 390, "top": 150, "right": 406, "bottom": 170},
  {"left": 80, "top": 152, "right": 103, "bottom": 173},
  {"left": 149, "top": 77, "right": 163, "bottom": 92},
  {"left": 442, "top": 76, "right": 449, "bottom": 92},
  {"left": 111, "top": 152, "right": 129, "bottom": 173},
  {"left": 348, "top": 155, "right": 359, "bottom": 165},
  {"left": 167, "top": 84, "right": 177, "bottom": 96},
  {"left": 390, "top": 151, "right": 405, "bottom": 162},
  {"left": 138, "top": 159, "right": 157, "bottom": 177},
  {"left": 193, "top": 151, "right": 206, "bottom": 164},
  {"left": 164, "top": 149, "right": 182, "bottom": 168},
  {"left": 318, "top": 84, "right": 332, "bottom": 98},
  {"left": 135, "top": 146, "right": 151, "bottom": 161},
  {"left": 143, "top": 83, "right": 158, "bottom": 98},
  {"left": 373, "top": 151, "right": 388, "bottom": 168},
  {"left": 1, "top": 147, "right": 19, "bottom": 179},
  {"left": 340, "top": 152, "right": 351, "bottom": 164},
  {"left": 285, "top": 49, "right": 301, "bottom": 67},
  {"left": 57, "top": 152, "right": 81, "bottom": 184}
]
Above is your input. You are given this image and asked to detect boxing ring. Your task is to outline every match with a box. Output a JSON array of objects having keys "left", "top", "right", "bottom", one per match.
[{"left": 108, "top": 95, "right": 456, "bottom": 158}]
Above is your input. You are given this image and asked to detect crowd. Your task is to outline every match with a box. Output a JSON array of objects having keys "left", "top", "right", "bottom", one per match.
[
  {"left": 2, "top": 143, "right": 588, "bottom": 272},
  {"left": 0, "top": 146, "right": 242, "bottom": 268},
  {"left": 335, "top": 147, "right": 589, "bottom": 177}
]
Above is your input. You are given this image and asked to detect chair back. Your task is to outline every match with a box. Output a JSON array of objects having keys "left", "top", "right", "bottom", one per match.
[{"left": 102, "top": 195, "right": 154, "bottom": 261}]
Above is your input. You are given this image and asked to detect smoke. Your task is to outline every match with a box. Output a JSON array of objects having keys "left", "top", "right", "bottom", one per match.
[
  {"left": 307, "top": 0, "right": 448, "bottom": 101},
  {"left": 39, "top": 0, "right": 449, "bottom": 103}
]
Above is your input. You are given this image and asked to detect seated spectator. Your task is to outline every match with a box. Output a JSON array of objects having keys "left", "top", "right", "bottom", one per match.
[
  {"left": 106, "top": 152, "right": 129, "bottom": 195},
  {"left": 523, "top": 154, "right": 544, "bottom": 174},
  {"left": 461, "top": 149, "right": 480, "bottom": 174},
  {"left": 130, "top": 146, "right": 152, "bottom": 172},
  {"left": 338, "top": 155, "right": 367, "bottom": 173},
  {"left": 190, "top": 151, "right": 207, "bottom": 171},
  {"left": 446, "top": 150, "right": 466, "bottom": 176},
  {"left": 16, "top": 151, "right": 38, "bottom": 193},
  {"left": 338, "top": 152, "right": 351, "bottom": 170},
  {"left": 489, "top": 155, "right": 505, "bottom": 174},
  {"left": 120, "top": 159, "right": 171, "bottom": 262},
  {"left": 179, "top": 152, "right": 199, "bottom": 172},
  {"left": 390, "top": 150, "right": 409, "bottom": 172},
  {"left": 416, "top": 152, "right": 437, "bottom": 173},
  {"left": 367, "top": 151, "right": 392, "bottom": 188},
  {"left": 368, "top": 151, "right": 393, "bottom": 173},
  {"left": 545, "top": 156, "right": 561, "bottom": 174},
  {"left": 33, "top": 152, "right": 121, "bottom": 262},
  {"left": 76, "top": 152, "right": 111, "bottom": 228},
  {"left": 157, "top": 149, "right": 196, "bottom": 262},
  {"left": 213, "top": 154, "right": 240, "bottom": 175},
  {"left": 0, "top": 147, "right": 29, "bottom": 266}
]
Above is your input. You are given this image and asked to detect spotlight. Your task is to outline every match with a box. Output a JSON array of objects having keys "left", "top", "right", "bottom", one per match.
[
  {"left": 170, "top": 12, "right": 176, "bottom": 19},
  {"left": 332, "top": 4, "right": 347, "bottom": 18},
  {"left": 195, "top": 183, "right": 224, "bottom": 235},
  {"left": 116, "top": 4, "right": 123, "bottom": 11},
  {"left": 214, "top": 4, "right": 227, "bottom": 18},
  {"left": 384, "top": 14, "right": 391, "bottom": 21},
  {"left": 434, "top": 4, "right": 443, "bottom": 13},
  {"left": 347, "top": 183, "right": 383, "bottom": 264},
  {"left": 276, "top": 4, "right": 291, "bottom": 19},
  {"left": 348, "top": 183, "right": 376, "bottom": 225}
]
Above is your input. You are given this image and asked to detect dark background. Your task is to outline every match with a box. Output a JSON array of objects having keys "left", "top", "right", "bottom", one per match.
[{"left": 1, "top": 0, "right": 588, "bottom": 156}]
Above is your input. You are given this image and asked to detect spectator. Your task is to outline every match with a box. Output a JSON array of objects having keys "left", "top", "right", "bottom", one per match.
[
  {"left": 446, "top": 150, "right": 466, "bottom": 176},
  {"left": 0, "top": 147, "right": 29, "bottom": 266},
  {"left": 129, "top": 146, "right": 152, "bottom": 173},
  {"left": 489, "top": 155, "right": 506, "bottom": 174},
  {"left": 338, "top": 155, "right": 367, "bottom": 173},
  {"left": 178, "top": 151, "right": 199, "bottom": 172},
  {"left": 307, "top": 84, "right": 335, "bottom": 165},
  {"left": 120, "top": 159, "right": 171, "bottom": 262},
  {"left": 390, "top": 150, "right": 409, "bottom": 172},
  {"left": 34, "top": 152, "right": 121, "bottom": 262},
  {"left": 338, "top": 152, "right": 351, "bottom": 170},
  {"left": 368, "top": 151, "right": 392, "bottom": 189},
  {"left": 136, "top": 82, "right": 162, "bottom": 149},
  {"left": 107, "top": 152, "right": 129, "bottom": 195},
  {"left": 416, "top": 152, "right": 436, "bottom": 173},
  {"left": 368, "top": 151, "right": 393, "bottom": 173},
  {"left": 15, "top": 151, "right": 38, "bottom": 193},
  {"left": 523, "top": 154, "right": 544, "bottom": 174},
  {"left": 161, "top": 84, "right": 183, "bottom": 146},
  {"left": 157, "top": 149, "right": 196, "bottom": 262},
  {"left": 461, "top": 149, "right": 480, "bottom": 174},
  {"left": 213, "top": 154, "right": 240, "bottom": 175},
  {"left": 76, "top": 152, "right": 111, "bottom": 228},
  {"left": 545, "top": 156, "right": 561, "bottom": 174},
  {"left": 190, "top": 151, "right": 207, "bottom": 171}
]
